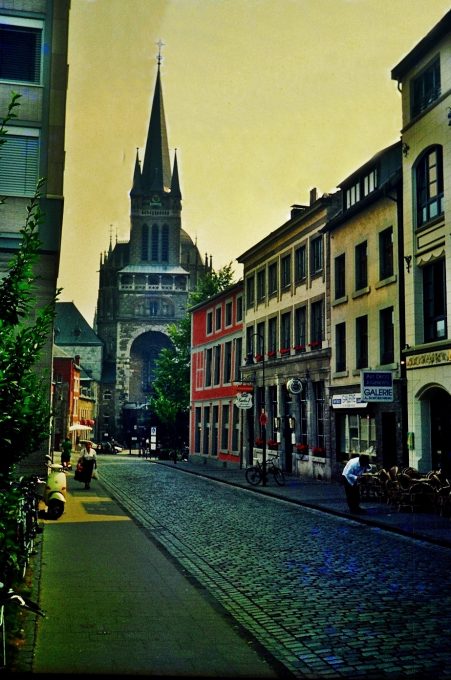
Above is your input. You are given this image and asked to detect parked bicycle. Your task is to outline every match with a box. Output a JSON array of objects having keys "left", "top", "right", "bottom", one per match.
[{"left": 245, "top": 455, "right": 285, "bottom": 486}]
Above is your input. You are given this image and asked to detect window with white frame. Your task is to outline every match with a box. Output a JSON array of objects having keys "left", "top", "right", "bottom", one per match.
[
  {"left": 0, "top": 17, "right": 43, "bottom": 84},
  {"left": 0, "top": 128, "right": 39, "bottom": 197},
  {"left": 311, "top": 237, "right": 323, "bottom": 275},
  {"left": 411, "top": 56, "right": 441, "bottom": 118},
  {"left": 415, "top": 146, "right": 444, "bottom": 228}
]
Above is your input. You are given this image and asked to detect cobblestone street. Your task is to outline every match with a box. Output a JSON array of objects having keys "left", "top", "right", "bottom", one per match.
[{"left": 98, "top": 457, "right": 451, "bottom": 679}]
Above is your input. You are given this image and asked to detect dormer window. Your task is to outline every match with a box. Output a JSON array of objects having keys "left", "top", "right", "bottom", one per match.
[
  {"left": 346, "top": 181, "right": 360, "bottom": 209},
  {"left": 363, "top": 169, "right": 377, "bottom": 196},
  {"left": 345, "top": 168, "right": 378, "bottom": 209}
]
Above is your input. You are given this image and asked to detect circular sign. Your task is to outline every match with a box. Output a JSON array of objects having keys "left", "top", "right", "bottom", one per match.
[{"left": 287, "top": 378, "right": 303, "bottom": 394}]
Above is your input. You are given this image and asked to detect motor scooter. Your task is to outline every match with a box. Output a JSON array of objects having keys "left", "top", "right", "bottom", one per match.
[{"left": 42, "top": 455, "right": 67, "bottom": 519}]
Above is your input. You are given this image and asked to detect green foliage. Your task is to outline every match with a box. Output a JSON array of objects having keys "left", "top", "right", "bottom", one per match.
[
  {"left": 0, "top": 94, "right": 59, "bottom": 479},
  {"left": 149, "top": 263, "right": 235, "bottom": 433}
]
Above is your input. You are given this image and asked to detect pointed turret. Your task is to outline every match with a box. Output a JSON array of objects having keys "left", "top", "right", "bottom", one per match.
[
  {"left": 141, "top": 63, "right": 172, "bottom": 194},
  {"left": 170, "top": 149, "right": 182, "bottom": 198},
  {"left": 130, "top": 149, "right": 142, "bottom": 196}
]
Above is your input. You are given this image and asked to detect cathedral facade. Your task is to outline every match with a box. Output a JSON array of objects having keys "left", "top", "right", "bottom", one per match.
[{"left": 95, "top": 56, "right": 209, "bottom": 444}]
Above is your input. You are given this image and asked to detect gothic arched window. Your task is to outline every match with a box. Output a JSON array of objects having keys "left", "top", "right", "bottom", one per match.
[
  {"left": 141, "top": 224, "right": 149, "bottom": 260},
  {"left": 152, "top": 224, "right": 159, "bottom": 260},
  {"left": 162, "top": 224, "right": 169, "bottom": 261}
]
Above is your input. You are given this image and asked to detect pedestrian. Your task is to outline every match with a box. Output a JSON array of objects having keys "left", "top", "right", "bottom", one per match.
[
  {"left": 79, "top": 441, "right": 97, "bottom": 490},
  {"left": 60, "top": 435, "right": 72, "bottom": 469},
  {"left": 341, "top": 453, "right": 371, "bottom": 514}
]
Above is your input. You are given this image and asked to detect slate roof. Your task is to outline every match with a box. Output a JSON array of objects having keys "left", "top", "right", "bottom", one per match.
[{"left": 54, "top": 302, "right": 103, "bottom": 346}]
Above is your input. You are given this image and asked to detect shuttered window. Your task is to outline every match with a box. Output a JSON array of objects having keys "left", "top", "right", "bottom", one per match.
[
  {"left": 0, "top": 18, "right": 43, "bottom": 84},
  {"left": 0, "top": 130, "right": 39, "bottom": 196}
]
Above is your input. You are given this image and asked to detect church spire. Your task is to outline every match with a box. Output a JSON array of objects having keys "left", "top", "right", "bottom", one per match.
[
  {"left": 170, "top": 148, "right": 182, "bottom": 198},
  {"left": 130, "top": 148, "right": 142, "bottom": 196},
  {"left": 141, "top": 42, "right": 171, "bottom": 194}
]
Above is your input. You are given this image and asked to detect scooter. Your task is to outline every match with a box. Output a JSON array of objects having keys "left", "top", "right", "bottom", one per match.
[{"left": 42, "top": 455, "right": 67, "bottom": 519}]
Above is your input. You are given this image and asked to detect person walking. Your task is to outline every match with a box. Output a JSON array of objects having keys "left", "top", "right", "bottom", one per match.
[
  {"left": 79, "top": 441, "right": 97, "bottom": 490},
  {"left": 60, "top": 436, "right": 72, "bottom": 469},
  {"left": 341, "top": 453, "right": 371, "bottom": 514}
]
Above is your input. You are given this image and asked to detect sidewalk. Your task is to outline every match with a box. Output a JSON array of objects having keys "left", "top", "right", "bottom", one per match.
[
  {"left": 156, "top": 459, "right": 451, "bottom": 549},
  {"left": 31, "top": 471, "right": 282, "bottom": 678}
]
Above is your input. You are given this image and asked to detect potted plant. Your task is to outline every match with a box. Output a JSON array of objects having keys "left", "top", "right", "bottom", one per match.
[
  {"left": 255, "top": 437, "right": 264, "bottom": 447},
  {"left": 267, "top": 438, "right": 278, "bottom": 450},
  {"left": 255, "top": 353, "right": 264, "bottom": 362},
  {"left": 279, "top": 348, "right": 290, "bottom": 356},
  {"left": 312, "top": 446, "right": 326, "bottom": 457},
  {"left": 293, "top": 344, "right": 306, "bottom": 352},
  {"left": 295, "top": 443, "right": 309, "bottom": 455},
  {"left": 308, "top": 340, "right": 322, "bottom": 349},
  {"left": 267, "top": 350, "right": 277, "bottom": 359}
]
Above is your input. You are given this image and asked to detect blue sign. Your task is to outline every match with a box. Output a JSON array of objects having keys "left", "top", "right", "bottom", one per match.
[{"left": 361, "top": 371, "right": 393, "bottom": 402}]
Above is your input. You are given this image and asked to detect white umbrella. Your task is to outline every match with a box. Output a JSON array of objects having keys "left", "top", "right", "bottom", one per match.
[{"left": 69, "top": 424, "right": 92, "bottom": 431}]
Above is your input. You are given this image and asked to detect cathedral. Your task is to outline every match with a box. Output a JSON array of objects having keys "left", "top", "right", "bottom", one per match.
[{"left": 94, "top": 52, "right": 209, "bottom": 444}]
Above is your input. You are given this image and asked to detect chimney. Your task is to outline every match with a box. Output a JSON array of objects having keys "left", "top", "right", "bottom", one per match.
[
  {"left": 75, "top": 355, "right": 80, "bottom": 366},
  {"left": 310, "top": 188, "right": 318, "bottom": 205}
]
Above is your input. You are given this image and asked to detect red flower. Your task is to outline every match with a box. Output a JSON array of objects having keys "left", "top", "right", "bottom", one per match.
[
  {"left": 293, "top": 344, "right": 306, "bottom": 352},
  {"left": 279, "top": 348, "right": 290, "bottom": 355},
  {"left": 312, "top": 446, "right": 325, "bottom": 456},
  {"left": 267, "top": 350, "right": 276, "bottom": 358},
  {"left": 296, "top": 443, "right": 309, "bottom": 454},
  {"left": 255, "top": 437, "right": 264, "bottom": 447}
]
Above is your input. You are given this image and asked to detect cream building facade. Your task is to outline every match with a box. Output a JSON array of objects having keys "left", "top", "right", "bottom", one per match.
[{"left": 391, "top": 10, "right": 451, "bottom": 473}]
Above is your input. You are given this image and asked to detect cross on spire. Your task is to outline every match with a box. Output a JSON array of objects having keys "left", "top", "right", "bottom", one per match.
[{"left": 156, "top": 39, "right": 165, "bottom": 66}]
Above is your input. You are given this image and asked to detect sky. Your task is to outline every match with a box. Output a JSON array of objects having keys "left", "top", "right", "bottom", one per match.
[{"left": 58, "top": 0, "right": 451, "bottom": 325}]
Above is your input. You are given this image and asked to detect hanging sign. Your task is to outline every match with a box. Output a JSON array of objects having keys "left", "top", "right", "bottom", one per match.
[{"left": 235, "top": 392, "right": 253, "bottom": 409}]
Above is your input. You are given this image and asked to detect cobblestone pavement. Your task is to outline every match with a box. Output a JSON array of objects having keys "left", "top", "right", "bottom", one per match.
[{"left": 99, "top": 457, "right": 451, "bottom": 679}]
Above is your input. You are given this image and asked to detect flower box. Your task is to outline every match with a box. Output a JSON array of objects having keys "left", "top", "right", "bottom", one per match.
[
  {"left": 267, "top": 439, "right": 278, "bottom": 450},
  {"left": 279, "top": 348, "right": 290, "bottom": 356},
  {"left": 308, "top": 340, "right": 322, "bottom": 349},
  {"left": 312, "top": 446, "right": 326, "bottom": 457},
  {"left": 255, "top": 353, "right": 264, "bottom": 362},
  {"left": 255, "top": 437, "right": 264, "bottom": 447},
  {"left": 267, "top": 351, "right": 277, "bottom": 359},
  {"left": 293, "top": 344, "right": 306, "bottom": 352},
  {"left": 295, "top": 443, "right": 309, "bottom": 455}
]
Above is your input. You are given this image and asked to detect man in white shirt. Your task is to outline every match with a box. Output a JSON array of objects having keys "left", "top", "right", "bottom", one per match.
[{"left": 342, "top": 453, "right": 371, "bottom": 514}]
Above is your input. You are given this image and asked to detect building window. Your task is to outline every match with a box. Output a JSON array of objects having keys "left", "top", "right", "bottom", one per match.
[
  {"left": 268, "top": 262, "right": 278, "bottom": 297},
  {"left": 363, "top": 169, "right": 377, "bottom": 196},
  {"left": 225, "top": 301, "right": 232, "bottom": 326},
  {"left": 236, "top": 296, "right": 243, "bottom": 322},
  {"left": 151, "top": 224, "right": 159, "bottom": 260},
  {"left": 335, "top": 322, "right": 346, "bottom": 372},
  {"left": 246, "top": 326, "right": 255, "bottom": 358},
  {"left": 234, "top": 337, "right": 242, "bottom": 381},
  {"left": 423, "top": 259, "right": 447, "bottom": 342},
  {"left": 214, "top": 345, "right": 221, "bottom": 385},
  {"left": 355, "top": 241, "right": 368, "bottom": 290},
  {"left": 215, "top": 306, "right": 222, "bottom": 331},
  {"left": 268, "top": 317, "right": 277, "bottom": 354},
  {"left": 221, "top": 404, "right": 229, "bottom": 450},
  {"left": 203, "top": 406, "right": 210, "bottom": 455},
  {"left": 346, "top": 181, "right": 360, "bottom": 209},
  {"left": 415, "top": 146, "right": 444, "bottom": 228},
  {"left": 379, "top": 227, "right": 393, "bottom": 280},
  {"left": 295, "top": 245, "right": 306, "bottom": 282},
  {"left": 411, "top": 57, "right": 440, "bottom": 118},
  {"left": 281, "top": 254, "right": 291, "bottom": 289},
  {"left": 257, "top": 269, "right": 266, "bottom": 302},
  {"left": 141, "top": 224, "right": 149, "bottom": 260},
  {"left": 232, "top": 405, "right": 239, "bottom": 452},
  {"left": 294, "top": 306, "right": 306, "bottom": 348},
  {"left": 212, "top": 405, "right": 219, "bottom": 456},
  {"left": 206, "top": 310, "right": 213, "bottom": 335},
  {"left": 356, "top": 315, "right": 368, "bottom": 369},
  {"left": 281, "top": 312, "right": 291, "bottom": 351},
  {"left": 0, "top": 129, "right": 39, "bottom": 197},
  {"left": 161, "top": 224, "right": 169, "bottom": 261},
  {"left": 337, "top": 413, "right": 376, "bottom": 459},
  {"left": 224, "top": 341, "right": 232, "bottom": 384},
  {"left": 380, "top": 307, "right": 394, "bottom": 365},
  {"left": 314, "top": 382, "right": 325, "bottom": 454},
  {"left": 205, "top": 349, "right": 212, "bottom": 387},
  {"left": 334, "top": 253, "right": 346, "bottom": 300},
  {"left": 0, "top": 18, "right": 43, "bottom": 84},
  {"left": 310, "top": 300, "right": 323, "bottom": 345},
  {"left": 311, "top": 237, "right": 323, "bottom": 274},
  {"left": 246, "top": 276, "right": 255, "bottom": 310},
  {"left": 195, "top": 407, "right": 201, "bottom": 453}
]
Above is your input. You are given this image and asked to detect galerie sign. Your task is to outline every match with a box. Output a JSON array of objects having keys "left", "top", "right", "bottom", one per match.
[{"left": 360, "top": 371, "right": 393, "bottom": 402}]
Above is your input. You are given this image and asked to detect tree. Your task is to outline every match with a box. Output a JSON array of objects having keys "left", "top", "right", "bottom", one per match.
[
  {"left": 149, "top": 263, "right": 235, "bottom": 450},
  {"left": 0, "top": 94, "right": 59, "bottom": 481}
]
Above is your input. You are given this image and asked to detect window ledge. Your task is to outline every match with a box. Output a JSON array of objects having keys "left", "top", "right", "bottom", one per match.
[
  {"left": 332, "top": 295, "right": 348, "bottom": 307},
  {"left": 352, "top": 286, "right": 370, "bottom": 299},
  {"left": 333, "top": 370, "right": 349, "bottom": 378},
  {"left": 375, "top": 274, "right": 397, "bottom": 289}
]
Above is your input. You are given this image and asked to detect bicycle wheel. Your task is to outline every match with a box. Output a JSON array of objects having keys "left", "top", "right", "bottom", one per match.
[
  {"left": 245, "top": 466, "right": 262, "bottom": 486},
  {"left": 272, "top": 466, "right": 285, "bottom": 486}
]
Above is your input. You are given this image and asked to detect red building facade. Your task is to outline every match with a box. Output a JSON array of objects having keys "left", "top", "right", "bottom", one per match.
[{"left": 189, "top": 282, "right": 245, "bottom": 466}]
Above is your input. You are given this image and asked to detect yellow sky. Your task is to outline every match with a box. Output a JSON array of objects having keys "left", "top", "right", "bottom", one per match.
[{"left": 59, "top": 0, "right": 451, "bottom": 325}]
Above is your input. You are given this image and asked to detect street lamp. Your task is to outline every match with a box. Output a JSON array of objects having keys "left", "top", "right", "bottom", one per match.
[{"left": 246, "top": 332, "right": 267, "bottom": 486}]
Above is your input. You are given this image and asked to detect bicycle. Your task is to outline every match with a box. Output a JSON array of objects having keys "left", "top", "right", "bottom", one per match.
[{"left": 245, "top": 455, "right": 285, "bottom": 486}]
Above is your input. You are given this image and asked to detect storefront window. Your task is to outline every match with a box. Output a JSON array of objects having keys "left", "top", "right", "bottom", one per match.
[{"left": 338, "top": 412, "right": 376, "bottom": 457}]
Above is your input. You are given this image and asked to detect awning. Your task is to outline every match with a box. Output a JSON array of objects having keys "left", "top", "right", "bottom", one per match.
[{"left": 69, "top": 424, "right": 92, "bottom": 431}]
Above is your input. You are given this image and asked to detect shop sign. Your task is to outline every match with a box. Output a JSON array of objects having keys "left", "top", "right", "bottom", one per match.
[
  {"left": 361, "top": 370, "right": 393, "bottom": 402},
  {"left": 332, "top": 393, "right": 367, "bottom": 409},
  {"left": 235, "top": 392, "right": 253, "bottom": 409}
]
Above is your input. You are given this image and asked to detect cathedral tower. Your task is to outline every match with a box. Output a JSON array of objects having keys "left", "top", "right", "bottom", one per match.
[{"left": 95, "top": 50, "right": 208, "bottom": 442}]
